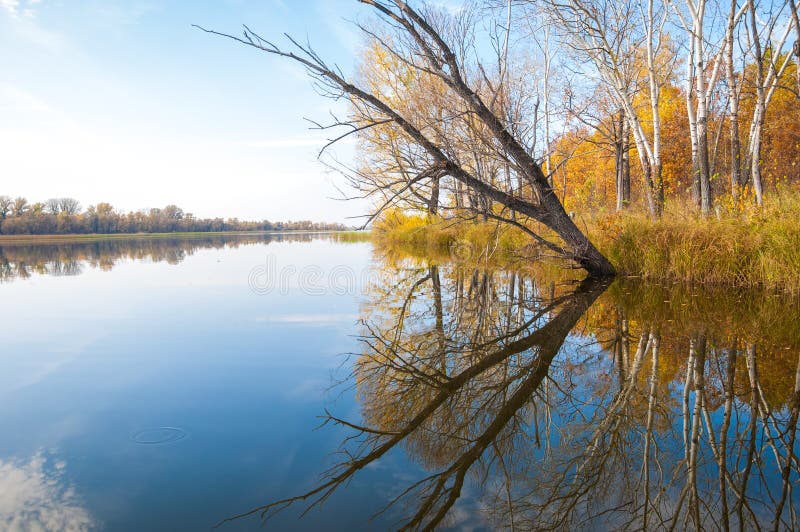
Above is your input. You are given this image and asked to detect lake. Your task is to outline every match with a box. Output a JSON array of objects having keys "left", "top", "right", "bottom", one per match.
[{"left": 0, "top": 234, "right": 798, "bottom": 531}]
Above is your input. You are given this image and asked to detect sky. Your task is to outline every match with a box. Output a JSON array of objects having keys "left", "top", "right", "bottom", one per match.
[{"left": 0, "top": 0, "right": 373, "bottom": 224}]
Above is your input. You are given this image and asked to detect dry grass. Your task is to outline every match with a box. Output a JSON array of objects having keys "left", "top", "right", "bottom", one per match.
[
  {"left": 372, "top": 210, "right": 535, "bottom": 264},
  {"left": 591, "top": 193, "right": 800, "bottom": 295},
  {"left": 372, "top": 191, "right": 800, "bottom": 296}
]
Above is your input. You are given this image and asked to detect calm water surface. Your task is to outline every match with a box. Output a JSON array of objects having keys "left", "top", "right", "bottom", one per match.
[{"left": 0, "top": 234, "right": 798, "bottom": 531}]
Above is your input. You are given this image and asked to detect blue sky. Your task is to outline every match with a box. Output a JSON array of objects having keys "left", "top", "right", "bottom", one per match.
[{"left": 0, "top": 0, "right": 372, "bottom": 223}]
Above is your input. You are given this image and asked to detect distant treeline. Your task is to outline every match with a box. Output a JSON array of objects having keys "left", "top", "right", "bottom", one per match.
[{"left": 0, "top": 196, "right": 350, "bottom": 235}]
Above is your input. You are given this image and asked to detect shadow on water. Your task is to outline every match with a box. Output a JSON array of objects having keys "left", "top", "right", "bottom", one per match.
[{"left": 223, "top": 256, "right": 800, "bottom": 531}]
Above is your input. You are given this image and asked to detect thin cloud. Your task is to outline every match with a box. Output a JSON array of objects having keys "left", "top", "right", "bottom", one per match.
[
  {"left": 0, "top": 0, "right": 39, "bottom": 18},
  {"left": 0, "top": 0, "right": 20, "bottom": 16}
]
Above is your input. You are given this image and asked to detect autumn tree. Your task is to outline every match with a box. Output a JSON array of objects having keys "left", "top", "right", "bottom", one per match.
[
  {"left": 743, "top": 0, "right": 796, "bottom": 205},
  {"left": 0, "top": 196, "right": 11, "bottom": 219},
  {"left": 58, "top": 198, "right": 81, "bottom": 215},
  {"left": 672, "top": 0, "right": 732, "bottom": 214},
  {"left": 0, "top": 196, "right": 347, "bottom": 235},
  {"left": 355, "top": 37, "right": 453, "bottom": 216},
  {"left": 539, "top": 0, "right": 672, "bottom": 218},
  {"left": 45, "top": 198, "right": 61, "bottom": 215},
  {"left": 197, "top": 0, "right": 616, "bottom": 276},
  {"left": 518, "top": 0, "right": 798, "bottom": 211},
  {"left": 12, "top": 197, "right": 29, "bottom": 217}
]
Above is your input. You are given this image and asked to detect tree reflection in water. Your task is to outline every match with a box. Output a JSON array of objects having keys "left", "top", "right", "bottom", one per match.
[
  {"left": 0, "top": 233, "right": 344, "bottom": 282},
  {"left": 229, "top": 260, "right": 800, "bottom": 531}
]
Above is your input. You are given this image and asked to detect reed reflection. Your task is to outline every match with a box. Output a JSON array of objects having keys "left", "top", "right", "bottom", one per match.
[{"left": 230, "top": 260, "right": 800, "bottom": 531}]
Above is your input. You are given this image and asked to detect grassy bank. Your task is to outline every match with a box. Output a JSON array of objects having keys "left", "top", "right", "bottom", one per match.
[
  {"left": 372, "top": 211, "right": 547, "bottom": 262},
  {"left": 371, "top": 194, "right": 800, "bottom": 295},
  {"left": 595, "top": 209, "right": 800, "bottom": 295}
]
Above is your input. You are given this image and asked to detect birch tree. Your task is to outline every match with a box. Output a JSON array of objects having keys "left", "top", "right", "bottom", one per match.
[
  {"left": 744, "top": 0, "right": 795, "bottom": 205},
  {"left": 792, "top": 0, "right": 800, "bottom": 98},
  {"left": 673, "top": 0, "right": 728, "bottom": 214},
  {"left": 543, "top": 0, "right": 671, "bottom": 218},
  {"left": 724, "top": 0, "right": 748, "bottom": 199}
]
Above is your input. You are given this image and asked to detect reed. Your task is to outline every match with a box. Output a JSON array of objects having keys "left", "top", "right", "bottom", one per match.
[
  {"left": 593, "top": 194, "right": 800, "bottom": 295},
  {"left": 371, "top": 192, "right": 800, "bottom": 295}
]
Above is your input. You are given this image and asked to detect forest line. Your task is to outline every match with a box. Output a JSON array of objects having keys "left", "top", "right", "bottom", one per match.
[{"left": 0, "top": 196, "right": 349, "bottom": 235}]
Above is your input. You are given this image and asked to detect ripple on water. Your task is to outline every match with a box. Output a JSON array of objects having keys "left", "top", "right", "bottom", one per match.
[{"left": 132, "top": 427, "right": 187, "bottom": 445}]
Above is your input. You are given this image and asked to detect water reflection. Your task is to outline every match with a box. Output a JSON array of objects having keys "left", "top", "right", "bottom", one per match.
[
  {"left": 236, "top": 260, "right": 800, "bottom": 530},
  {"left": 0, "top": 451, "right": 95, "bottom": 531},
  {"left": 0, "top": 233, "right": 357, "bottom": 282},
  {"left": 1, "top": 237, "right": 797, "bottom": 529}
]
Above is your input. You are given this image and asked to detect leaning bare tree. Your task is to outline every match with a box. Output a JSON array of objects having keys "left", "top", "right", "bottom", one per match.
[{"left": 196, "top": 0, "right": 615, "bottom": 277}]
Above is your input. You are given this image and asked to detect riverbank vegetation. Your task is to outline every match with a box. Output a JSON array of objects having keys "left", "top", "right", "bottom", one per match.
[
  {"left": 0, "top": 197, "right": 349, "bottom": 235},
  {"left": 351, "top": 0, "right": 800, "bottom": 288},
  {"left": 207, "top": 0, "right": 799, "bottom": 280},
  {"left": 372, "top": 190, "right": 800, "bottom": 295}
]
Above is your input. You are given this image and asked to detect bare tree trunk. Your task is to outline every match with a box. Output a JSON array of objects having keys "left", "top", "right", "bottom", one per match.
[
  {"left": 687, "top": 42, "right": 702, "bottom": 207},
  {"left": 750, "top": 114, "right": 765, "bottom": 205},
  {"left": 743, "top": 0, "right": 794, "bottom": 205},
  {"left": 749, "top": 0, "right": 766, "bottom": 206},
  {"left": 696, "top": 90, "right": 713, "bottom": 215},
  {"left": 791, "top": 0, "right": 800, "bottom": 101},
  {"left": 615, "top": 110, "right": 631, "bottom": 211},
  {"left": 428, "top": 175, "right": 440, "bottom": 215},
  {"left": 681, "top": 0, "right": 718, "bottom": 214},
  {"left": 455, "top": 179, "right": 464, "bottom": 209},
  {"left": 637, "top": 156, "right": 661, "bottom": 218},
  {"left": 622, "top": 120, "right": 631, "bottom": 206},
  {"left": 543, "top": 27, "right": 553, "bottom": 185},
  {"left": 615, "top": 112, "right": 625, "bottom": 212},
  {"left": 645, "top": 0, "right": 666, "bottom": 218},
  {"left": 724, "top": 6, "right": 743, "bottom": 199}
]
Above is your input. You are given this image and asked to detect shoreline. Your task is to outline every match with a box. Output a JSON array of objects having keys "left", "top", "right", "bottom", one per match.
[
  {"left": 0, "top": 230, "right": 368, "bottom": 245},
  {"left": 371, "top": 208, "right": 800, "bottom": 297}
]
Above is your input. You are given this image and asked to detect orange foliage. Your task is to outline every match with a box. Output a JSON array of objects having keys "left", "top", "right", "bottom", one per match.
[
  {"left": 759, "top": 62, "right": 800, "bottom": 188},
  {"left": 552, "top": 60, "right": 799, "bottom": 213}
]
